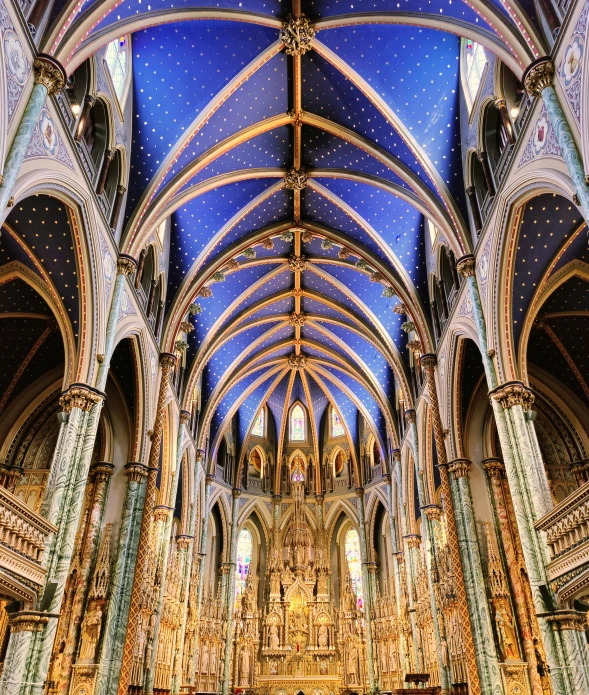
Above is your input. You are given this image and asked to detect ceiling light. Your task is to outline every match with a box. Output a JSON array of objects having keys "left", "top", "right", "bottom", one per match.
[
  {"left": 510, "top": 106, "right": 519, "bottom": 119},
  {"left": 71, "top": 103, "right": 81, "bottom": 116}
]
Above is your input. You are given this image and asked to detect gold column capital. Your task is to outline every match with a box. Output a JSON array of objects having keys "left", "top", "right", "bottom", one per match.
[
  {"left": 9, "top": 610, "right": 50, "bottom": 632},
  {"left": 456, "top": 254, "right": 476, "bottom": 278},
  {"left": 124, "top": 462, "right": 149, "bottom": 482},
  {"left": 92, "top": 461, "right": 115, "bottom": 482},
  {"left": 523, "top": 57, "right": 555, "bottom": 97},
  {"left": 422, "top": 504, "right": 442, "bottom": 521},
  {"left": 419, "top": 353, "right": 437, "bottom": 371},
  {"left": 540, "top": 610, "right": 588, "bottom": 631},
  {"left": 159, "top": 352, "right": 177, "bottom": 369},
  {"left": 448, "top": 458, "right": 472, "bottom": 480},
  {"left": 33, "top": 54, "right": 66, "bottom": 95},
  {"left": 482, "top": 458, "right": 505, "bottom": 478},
  {"left": 403, "top": 534, "right": 421, "bottom": 549},
  {"left": 489, "top": 381, "right": 535, "bottom": 411},
  {"left": 117, "top": 254, "right": 137, "bottom": 276},
  {"left": 392, "top": 448, "right": 401, "bottom": 463},
  {"left": 405, "top": 409, "right": 416, "bottom": 424},
  {"left": 59, "top": 383, "right": 104, "bottom": 413},
  {"left": 180, "top": 409, "right": 191, "bottom": 425}
]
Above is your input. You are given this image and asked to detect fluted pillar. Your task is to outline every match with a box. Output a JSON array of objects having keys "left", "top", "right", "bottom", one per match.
[
  {"left": 524, "top": 59, "right": 589, "bottom": 224},
  {"left": 116, "top": 352, "right": 177, "bottom": 695},
  {"left": 383, "top": 472, "right": 408, "bottom": 676},
  {"left": 56, "top": 462, "right": 114, "bottom": 694},
  {"left": 355, "top": 486, "right": 377, "bottom": 693},
  {"left": 483, "top": 458, "right": 545, "bottom": 695},
  {"left": 221, "top": 488, "right": 241, "bottom": 695},
  {"left": 144, "top": 410, "right": 191, "bottom": 695},
  {"left": 455, "top": 255, "right": 575, "bottom": 695},
  {"left": 94, "top": 463, "right": 149, "bottom": 695},
  {"left": 420, "top": 354, "right": 482, "bottom": 695},
  {"left": 405, "top": 409, "right": 451, "bottom": 693},
  {"left": 447, "top": 459, "right": 504, "bottom": 695},
  {"left": 0, "top": 56, "right": 65, "bottom": 215}
]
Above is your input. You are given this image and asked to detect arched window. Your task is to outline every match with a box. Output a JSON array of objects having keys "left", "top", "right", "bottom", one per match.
[
  {"left": 345, "top": 528, "right": 363, "bottom": 608},
  {"left": 462, "top": 39, "right": 487, "bottom": 110},
  {"left": 104, "top": 36, "right": 130, "bottom": 105},
  {"left": 290, "top": 404, "right": 305, "bottom": 441},
  {"left": 235, "top": 528, "right": 252, "bottom": 606},
  {"left": 252, "top": 409, "right": 264, "bottom": 437},
  {"left": 331, "top": 408, "right": 344, "bottom": 438}
]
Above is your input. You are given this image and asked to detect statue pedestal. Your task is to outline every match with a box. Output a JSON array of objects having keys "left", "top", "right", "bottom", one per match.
[
  {"left": 499, "top": 660, "right": 531, "bottom": 695},
  {"left": 69, "top": 663, "right": 98, "bottom": 695}
]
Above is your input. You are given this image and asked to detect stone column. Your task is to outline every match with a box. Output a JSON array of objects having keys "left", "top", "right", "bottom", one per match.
[
  {"left": 420, "top": 354, "right": 482, "bottom": 695},
  {"left": 483, "top": 458, "right": 545, "bottom": 695},
  {"left": 405, "top": 409, "right": 451, "bottom": 693},
  {"left": 477, "top": 150, "right": 496, "bottom": 197},
  {"left": 448, "top": 459, "right": 504, "bottom": 695},
  {"left": 523, "top": 59, "right": 589, "bottom": 223},
  {"left": 57, "top": 462, "right": 114, "bottom": 693},
  {"left": 495, "top": 98, "right": 515, "bottom": 144},
  {"left": 0, "top": 56, "right": 65, "bottom": 214},
  {"left": 466, "top": 186, "right": 483, "bottom": 235},
  {"left": 456, "top": 254, "right": 573, "bottom": 695},
  {"left": 144, "top": 410, "right": 191, "bottom": 695},
  {"left": 0, "top": 613, "right": 51, "bottom": 695},
  {"left": 96, "top": 149, "right": 115, "bottom": 196},
  {"left": 383, "top": 476, "right": 409, "bottom": 676},
  {"left": 355, "top": 486, "right": 377, "bottom": 693},
  {"left": 94, "top": 463, "right": 149, "bottom": 695},
  {"left": 392, "top": 452, "right": 420, "bottom": 671},
  {"left": 116, "top": 352, "right": 177, "bottom": 695},
  {"left": 109, "top": 185, "right": 126, "bottom": 233},
  {"left": 221, "top": 488, "right": 241, "bottom": 695},
  {"left": 172, "top": 450, "right": 206, "bottom": 695},
  {"left": 542, "top": 612, "right": 589, "bottom": 694}
]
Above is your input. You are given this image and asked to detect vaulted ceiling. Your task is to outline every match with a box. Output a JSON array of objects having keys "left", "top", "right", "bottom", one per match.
[{"left": 47, "top": 0, "right": 545, "bottom": 465}]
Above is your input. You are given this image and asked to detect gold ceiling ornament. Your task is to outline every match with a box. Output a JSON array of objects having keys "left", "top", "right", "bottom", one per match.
[
  {"left": 288, "top": 353, "right": 307, "bottom": 370},
  {"left": 289, "top": 311, "right": 307, "bottom": 327},
  {"left": 301, "top": 230, "right": 314, "bottom": 243},
  {"left": 285, "top": 167, "right": 308, "bottom": 190},
  {"left": 180, "top": 320, "right": 194, "bottom": 334},
  {"left": 393, "top": 302, "right": 407, "bottom": 315},
  {"left": 337, "top": 247, "right": 350, "bottom": 259},
  {"left": 370, "top": 271, "right": 384, "bottom": 283},
  {"left": 407, "top": 339, "right": 421, "bottom": 355},
  {"left": 262, "top": 237, "right": 275, "bottom": 250},
  {"left": 226, "top": 259, "right": 239, "bottom": 271},
  {"left": 287, "top": 109, "right": 306, "bottom": 127},
  {"left": 199, "top": 286, "right": 213, "bottom": 298},
  {"left": 288, "top": 254, "right": 308, "bottom": 273},
  {"left": 292, "top": 288, "right": 303, "bottom": 297},
  {"left": 523, "top": 57, "right": 554, "bottom": 97},
  {"left": 280, "top": 14, "right": 315, "bottom": 56}
]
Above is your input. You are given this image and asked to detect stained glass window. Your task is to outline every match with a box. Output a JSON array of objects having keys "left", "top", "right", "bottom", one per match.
[
  {"left": 235, "top": 528, "right": 252, "bottom": 607},
  {"left": 345, "top": 528, "right": 364, "bottom": 608},
  {"left": 290, "top": 404, "right": 305, "bottom": 441},
  {"left": 464, "top": 39, "right": 487, "bottom": 108},
  {"left": 252, "top": 409, "right": 264, "bottom": 437},
  {"left": 105, "top": 36, "right": 129, "bottom": 103},
  {"left": 332, "top": 408, "right": 344, "bottom": 437}
]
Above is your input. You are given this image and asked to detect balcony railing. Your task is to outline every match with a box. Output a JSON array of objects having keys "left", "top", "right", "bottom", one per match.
[
  {"left": 0, "top": 486, "right": 56, "bottom": 602},
  {"left": 535, "top": 481, "right": 589, "bottom": 602}
]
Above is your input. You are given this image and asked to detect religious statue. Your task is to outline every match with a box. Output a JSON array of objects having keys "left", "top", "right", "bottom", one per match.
[
  {"left": 347, "top": 644, "right": 359, "bottom": 684},
  {"left": 193, "top": 641, "right": 201, "bottom": 673},
  {"left": 440, "top": 637, "right": 450, "bottom": 669},
  {"left": 318, "top": 624, "right": 329, "bottom": 648},
  {"left": 269, "top": 624, "right": 280, "bottom": 649},
  {"left": 210, "top": 646, "right": 217, "bottom": 675},
  {"left": 379, "top": 643, "right": 388, "bottom": 673},
  {"left": 201, "top": 643, "right": 210, "bottom": 673},
  {"left": 243, "top": 582, "right": 256, "bottom": 612},
  {"left": 239, "top": 646, "right": 250, "bottom": 684},
  {"left": 320, "top": 659, "right": 328, "bottom": 675},
  {"left": 270, "top": 659, "right": 278, "bottom": 675},
  {"left": 79, "top": 603, "right": 103, "bottom": 662},
  {"left": 494, "top": 602, "right": 519, "bottom": 661}
]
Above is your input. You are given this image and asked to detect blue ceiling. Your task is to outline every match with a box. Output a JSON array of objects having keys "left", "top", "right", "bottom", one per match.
[{"left": 51, "top": 0, "right": 546, "bottom": 477}]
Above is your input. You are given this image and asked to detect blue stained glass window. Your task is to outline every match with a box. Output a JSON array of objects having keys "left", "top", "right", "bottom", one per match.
[
  {"left": 235, "top": 528, "right": 252, "bottom": 607},
  {"left": 105, "top": 36, "right": 129, "bottom": 103},
  {"left": 290, "top": 404, "right": 305, "bottom": 441},
  {"left": 464, "top": 39, "right": 487, "bottom": 108},
  {"left": 345, "top": 528, "right": 364, "bottom": 608},
  {"left": 332, "top": 408, "right": 344, "bottom": 438},
  {"left": 252, "top": 410, "right": 264, "bottom": 437}
]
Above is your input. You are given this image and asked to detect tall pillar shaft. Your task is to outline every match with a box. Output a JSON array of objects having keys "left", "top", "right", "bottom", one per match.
[
  {"left": 0, "top": 56, "right": 65, "bottom": 215},
  {"left": 355, "top": 486, "right": 377, "bottom": 693},
  {"left": 94, "top": 463, "right": 149, "bottom": 695},
  {"left": 420, "top": 355, "right": 482, "bottom": 695},
  {"left": 523, "top": 59, "right": 589, "bottom": 224},
  {"left": 116, "top": 352, "right": 177, "bottom": 695},
  {"left": 221, "top": 489, "right": 241, "bottom": 695}
]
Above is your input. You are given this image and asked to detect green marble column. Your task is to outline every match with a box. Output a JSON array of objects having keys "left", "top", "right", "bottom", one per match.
[
  {"left": 448, "top": 459, "right": 504, "bottom": 695},
  {"left": 0, "top": 613, "right": 49, "bottom": 695},
  {"left": 171, "top": 450, "right": 206, "bottom": 695},
  {"left": 0, "top": 56, "right": 65, "bottom": 214},
  {"left": 456, "top": 255, "right": 572, "bottom": 695},
  {"left": 94, "top": 463, "right": 149, "bottom": 695},
  {"left": 523, "top": 59, "right": 589, "bottom": 223},
  {"left": 355, "top": 486, "right": 378, "bottom": 694},
  {"left": 144, "top": 411, "right": 190, "bottom": 695},
  {"left": 406, "top": 411, "right": 452, "bottom": 693},
  {"left": 221, "top": 489, "right": 241, "bottom": 695}
]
